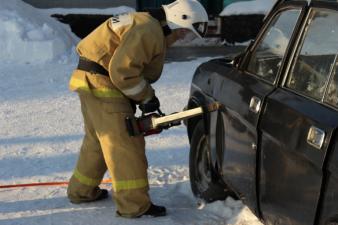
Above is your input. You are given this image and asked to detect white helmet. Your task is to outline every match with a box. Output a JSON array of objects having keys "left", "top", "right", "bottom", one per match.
[{"left": 162, "top": 0, "right": 208, "bottom": 38}]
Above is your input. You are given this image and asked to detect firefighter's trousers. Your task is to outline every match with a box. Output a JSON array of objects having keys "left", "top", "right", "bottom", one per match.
[{"left": 67, "top": 93, "right": 151, "bottom": 217}]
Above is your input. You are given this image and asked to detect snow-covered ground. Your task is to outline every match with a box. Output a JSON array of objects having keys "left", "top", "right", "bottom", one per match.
[
  {"left": 0, "top": 1, "right": 263, "bottom": 225},
  {"left": 0, "top": 58, "right": 263, "bottom": 225}
]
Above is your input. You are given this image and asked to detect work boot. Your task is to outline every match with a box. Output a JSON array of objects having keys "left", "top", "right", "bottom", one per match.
[
  {"left": 138, "top": 203, "right": 166, "bottom": 217},
  {"left": 70, "top": 189, "right": 109, "bottom": 204},
  {"left": 94, "top": 189, "right": 109, "bottom": 201}
]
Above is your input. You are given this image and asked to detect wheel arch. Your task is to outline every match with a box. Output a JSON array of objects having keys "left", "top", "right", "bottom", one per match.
[
  {"left": 186, "top": 93, "right": 208, "bottom": 142},
  {"left": 186, "top": 92, "right": 224, "bottom": 181}
]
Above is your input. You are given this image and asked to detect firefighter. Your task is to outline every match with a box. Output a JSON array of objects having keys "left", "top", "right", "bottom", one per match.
[{"left": 67, "top": 0, "right": 208, "bottom": 218}]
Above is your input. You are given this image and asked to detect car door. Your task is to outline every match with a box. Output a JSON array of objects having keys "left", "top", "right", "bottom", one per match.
[
  {"left": 214, "top": 2, "right": 306, "bottom": 213},
  {"left": 259, "top": 4, "right": 338, "bottom": 225}
]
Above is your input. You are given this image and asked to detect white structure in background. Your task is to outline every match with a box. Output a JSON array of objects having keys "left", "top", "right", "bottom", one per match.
[{"left": 220, "top": 0, "right": 277, "bottom": 16}]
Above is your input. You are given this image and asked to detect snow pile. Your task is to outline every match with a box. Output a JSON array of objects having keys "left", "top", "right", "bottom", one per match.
[
  {"left": 41, "top": 6, "right": 135, "bottom": 16},
  {"left": 0, "top": 0, "right": 78, "bottom": 64},
  {"left": 220, "top": 0, "right": 277, "bottom": 16},
  {"left": 202, "top": 198, "right": 263, "bottom": 225}
]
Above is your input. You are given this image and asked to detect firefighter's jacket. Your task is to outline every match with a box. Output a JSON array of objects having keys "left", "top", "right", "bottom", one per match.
[{"left": 69, "top": 12, "right": 166, "bottom": 109}]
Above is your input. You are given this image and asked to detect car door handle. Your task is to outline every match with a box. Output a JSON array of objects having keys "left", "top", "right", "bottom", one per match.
[
  {"left": 307, "top": 126, "right": 325, "bottom": 150},
  {"left": 249, "top": 96, "right": 261, "bottom": 114}
]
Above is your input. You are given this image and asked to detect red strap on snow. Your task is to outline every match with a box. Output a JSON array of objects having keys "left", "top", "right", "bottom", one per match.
[{"left": 0, "top": 179, "right": 112, "bottom": 189}]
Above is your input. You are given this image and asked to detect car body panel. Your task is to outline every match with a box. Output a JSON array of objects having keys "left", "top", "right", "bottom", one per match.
[
  {"left": 186, "top": 1, "right": 338, "bottom": 224},
  {"left": 319, "top": 140, "right": 338, "bottom": 224},
  {"left": 259, "top": 88, "right": 338, "bottom": 225},
  {"left": 216, "top": 69, "right": 275, "bottom": 213}
]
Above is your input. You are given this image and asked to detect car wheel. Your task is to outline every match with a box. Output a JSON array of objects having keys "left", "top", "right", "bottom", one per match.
[{"left": 189, "top": 120, "right": 228, "bottom": 202}]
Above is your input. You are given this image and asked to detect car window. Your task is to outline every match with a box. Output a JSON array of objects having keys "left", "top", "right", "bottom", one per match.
[
  {"left": 246, "top": 9, "right": 301, "bottom": 83},
  {"left": 286, "top": 10, "right": 338, "bottom": 102}
]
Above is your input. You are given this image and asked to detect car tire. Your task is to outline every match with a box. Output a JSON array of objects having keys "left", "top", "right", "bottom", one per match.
[{"left": 189, "top": 120, "right": 229, "bottom": 202}]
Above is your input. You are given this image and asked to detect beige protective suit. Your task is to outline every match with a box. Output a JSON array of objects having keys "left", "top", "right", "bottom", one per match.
[{"left": 67, "top": 12, "right": 166, "bottom": 217}]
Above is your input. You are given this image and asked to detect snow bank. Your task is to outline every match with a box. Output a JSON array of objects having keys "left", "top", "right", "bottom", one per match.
[
  {"left": 41, "top": 6, "right": 135, "bottom": 16},
  {"left": 220, "top": 0, "right": 277, "bottom": 16},
  {"left": 201, "top": 198, "right": 263, "bottom": 224},
  {"left": 0, "top": 0, "right": 78, "bottom": 64}
]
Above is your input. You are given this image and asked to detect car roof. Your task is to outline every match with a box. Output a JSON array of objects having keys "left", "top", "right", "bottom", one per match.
[
  {"left": 273, "top": 0, "right": 338, "bottom": 10},
  {"left": 283, "top": 0, "right": 338, "bottom": 3}
]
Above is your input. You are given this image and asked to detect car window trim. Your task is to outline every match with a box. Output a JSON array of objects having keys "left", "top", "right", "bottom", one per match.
[
  {"left": 239, "top": 2, "right": 308, "bottom": 85},
  {"left": 282, "top": 6, "right": 338, "bottom": 109},
  {"left": 280, "top": 7, "right": 312, "bottom": 88},
  {"left": 323, "top": 54, "right": 338, "bottom": 106}
]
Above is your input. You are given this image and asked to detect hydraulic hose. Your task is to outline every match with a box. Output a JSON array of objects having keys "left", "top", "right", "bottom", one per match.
[{"left": 0, "top": 179, "right": 112, "bottom": 189}]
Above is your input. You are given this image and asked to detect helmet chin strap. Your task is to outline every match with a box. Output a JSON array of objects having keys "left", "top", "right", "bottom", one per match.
[{"left": 146, "top": 8, "right": 172, "bottom": 37}]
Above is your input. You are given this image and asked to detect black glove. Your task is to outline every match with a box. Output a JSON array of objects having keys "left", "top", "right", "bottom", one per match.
[{"left": 138, "top": 95, "right": 160, "bottom": 113}]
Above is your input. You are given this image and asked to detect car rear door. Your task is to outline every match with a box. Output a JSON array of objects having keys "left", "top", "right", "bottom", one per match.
[
  {"left": 216, "top": 2, "right": 306, "bottom": 213},
  {"left": 259, "top": 3, "right": 338, "bottom": 225}
]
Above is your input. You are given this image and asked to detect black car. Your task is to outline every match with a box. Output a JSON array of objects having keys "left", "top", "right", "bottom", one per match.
[{"left": 186, "top": 0, "right": 338, "bottom": 224}]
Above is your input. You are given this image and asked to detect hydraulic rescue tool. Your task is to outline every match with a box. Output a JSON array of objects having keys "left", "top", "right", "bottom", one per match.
[{"left": 125, "top": 102, "right": 222, "bottom": 136}]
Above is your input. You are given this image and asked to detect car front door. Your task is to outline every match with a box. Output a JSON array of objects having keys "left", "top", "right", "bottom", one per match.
[
  {"left": 216, "top": 3, "right": 305, "bottom": 213},
  {"left": 259, "top": 4, "right": 338, "bottom": 225}
]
